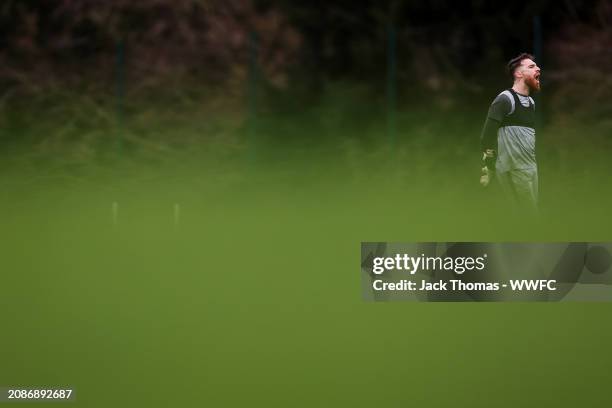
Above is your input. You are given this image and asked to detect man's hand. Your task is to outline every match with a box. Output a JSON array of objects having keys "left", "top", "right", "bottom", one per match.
[
  {"left": 480, "top": 165, "right": 490, "bottom": 187},
  {"left": 480, "top": 149, "right": 496, "bottom": 187},
  {"left": 482, "top": 149, "right": 496, "bottom": 168}
]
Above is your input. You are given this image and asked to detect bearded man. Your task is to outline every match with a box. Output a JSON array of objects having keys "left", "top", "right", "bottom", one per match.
[{"left": 480, "top": 53, "right": 541, "bottom": 212}]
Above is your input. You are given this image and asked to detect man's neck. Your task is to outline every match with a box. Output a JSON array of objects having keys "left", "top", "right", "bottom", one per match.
[{"left": 512, "top": 81, "right": 530, "bottom": 96}]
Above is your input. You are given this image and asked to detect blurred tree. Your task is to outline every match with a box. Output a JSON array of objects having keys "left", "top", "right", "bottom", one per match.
[
  {"left": 0, "top": 0, "right": 609, "bottom": 120},
  {"left": 0, "top": 0, "right": 301, "bottom": 96},
  {"left": 547, "top": 0, "right": 612, "bottom": 135}
]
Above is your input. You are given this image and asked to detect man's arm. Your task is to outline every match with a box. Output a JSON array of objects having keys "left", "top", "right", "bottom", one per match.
[
  {"left": 480, "top": 93, "right": 512, "bottom": 153},
  {"left": 480, "top": 93, "right": 512, "bottom": 167},
  {"left": 480, "top": 117, "right": 501, "bottom": 153},
  {"left": 480, "top": 118, "right": 499, "bottom": 172},
  {"left": 479, "top": 93, "right": 511, "bottom": 186}
]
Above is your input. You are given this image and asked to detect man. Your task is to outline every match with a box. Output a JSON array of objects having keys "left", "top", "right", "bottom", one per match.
[{"left": 480, "top": 53, "right": 541, "bottom": 212}]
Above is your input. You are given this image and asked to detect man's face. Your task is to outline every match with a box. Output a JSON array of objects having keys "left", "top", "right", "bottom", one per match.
[{"left": 517, "top": 58, "right": 541, "bottom": 92}]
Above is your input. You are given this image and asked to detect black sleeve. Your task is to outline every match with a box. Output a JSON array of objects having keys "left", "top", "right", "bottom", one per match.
[
  {"left": 480, "top": 117, "right": 500, "bottom": 152},
  {"left": 480, "top": 94, "right": 511, "bottom": 151}
]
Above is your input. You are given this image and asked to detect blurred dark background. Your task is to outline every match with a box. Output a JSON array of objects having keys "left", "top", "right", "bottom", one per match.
[{"left": 0, "top": 0, "right": 610, "bottom": 160}]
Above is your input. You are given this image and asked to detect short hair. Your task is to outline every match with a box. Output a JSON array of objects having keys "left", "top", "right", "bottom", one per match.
[{"left": 507, "top": 53, "right": 535, "bottom": 78}]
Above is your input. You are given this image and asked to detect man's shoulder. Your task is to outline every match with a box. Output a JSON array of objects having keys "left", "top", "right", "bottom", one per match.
[
  {"left": 492, "top": 89, "right": 513, "bottom": 104},
  {"left": 489, "top": 89, "right": 514, "bottom": 116}
]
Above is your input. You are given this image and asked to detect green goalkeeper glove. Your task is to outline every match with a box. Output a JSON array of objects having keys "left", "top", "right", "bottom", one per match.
[{"left": 480, "top": 149, "right": 496, "bottom": 187}]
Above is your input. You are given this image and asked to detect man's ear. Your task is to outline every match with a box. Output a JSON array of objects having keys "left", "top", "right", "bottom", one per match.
[{"left": 514, "top": 68, "right": 523, "bottom": 79}]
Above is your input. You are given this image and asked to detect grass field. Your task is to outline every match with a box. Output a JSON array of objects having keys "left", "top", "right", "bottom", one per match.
[{"left": 1, "top": 103, "right": 611, "bottom": 406}]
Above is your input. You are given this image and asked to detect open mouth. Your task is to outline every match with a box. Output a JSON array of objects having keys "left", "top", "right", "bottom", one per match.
[{"left": 535, "top": 73, "right": 541, "bottom": 82}]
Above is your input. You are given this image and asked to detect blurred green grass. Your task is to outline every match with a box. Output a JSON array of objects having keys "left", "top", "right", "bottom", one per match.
[{"left": 1, "top": 93, "right": 612, "bottom": 406}]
